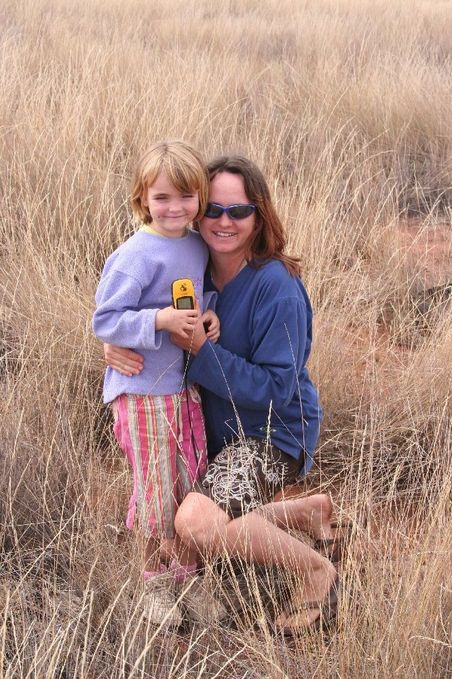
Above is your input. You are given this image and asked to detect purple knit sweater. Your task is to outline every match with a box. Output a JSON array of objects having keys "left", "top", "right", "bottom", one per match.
[{"left": 93, "top": 228, "right": 209, "bottom": 403}]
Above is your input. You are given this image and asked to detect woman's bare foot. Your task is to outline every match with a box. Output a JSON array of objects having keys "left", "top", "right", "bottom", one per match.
[
  {"left": 300, "top": 493, "right": 334, "bottom": 541},
  {"left": 275, "top": 559, "right": 338, "bottom": 633}
]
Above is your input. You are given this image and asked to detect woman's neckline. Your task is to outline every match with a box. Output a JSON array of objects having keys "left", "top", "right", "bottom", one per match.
[{"left": 210, "top": 258, "right": 248, "bottom": 292}]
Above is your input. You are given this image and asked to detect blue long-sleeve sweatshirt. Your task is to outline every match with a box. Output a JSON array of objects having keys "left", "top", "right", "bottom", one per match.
[
  {"left": 188, "top": 260, "right": 322, "bottom": 474},
  {"left": 92, "top": 228, "right": 209, "bottom": 402}
]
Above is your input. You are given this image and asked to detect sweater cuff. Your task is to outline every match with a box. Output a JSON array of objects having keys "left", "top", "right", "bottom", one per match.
[{"left": 144, "top": 308, "right": 163, "bottom": 350}]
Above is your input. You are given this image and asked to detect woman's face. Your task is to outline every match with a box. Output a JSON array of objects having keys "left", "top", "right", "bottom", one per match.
[{"left": 199, "top": 172, "right": 256, "bottom": 259}]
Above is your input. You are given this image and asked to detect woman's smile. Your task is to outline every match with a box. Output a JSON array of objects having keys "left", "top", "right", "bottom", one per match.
[{"left": 212, "top": 230, "right": 237, "bottom": 238}]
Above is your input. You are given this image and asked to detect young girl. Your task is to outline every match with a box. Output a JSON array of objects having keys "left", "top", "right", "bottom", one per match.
[{"left": 92, "top": 140, "right": 220, "bottom": 627}]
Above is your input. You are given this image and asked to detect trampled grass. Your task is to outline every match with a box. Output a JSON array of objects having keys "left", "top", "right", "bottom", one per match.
[{"left": 1, "top": 0, "right": 451, "bottom": 676}]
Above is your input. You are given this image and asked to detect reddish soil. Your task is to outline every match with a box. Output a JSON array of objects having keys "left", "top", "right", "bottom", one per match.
[
  {"left": 281, "top": 219, "right": 452, "bottom": 500},
  {"left": 397, "top": 219, "right": 451, "bottom": 287}
]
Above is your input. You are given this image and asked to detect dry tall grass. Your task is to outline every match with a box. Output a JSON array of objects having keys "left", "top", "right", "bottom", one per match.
[{"left": 1, "top": 0, "right": 451, "bottom": 676}]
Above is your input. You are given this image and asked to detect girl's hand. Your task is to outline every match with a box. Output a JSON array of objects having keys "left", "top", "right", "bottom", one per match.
[
  {"left": 156, "top": 306, "right": 200, "bottom": 337},
  {"left": 104, "top": 343, "right": 144, "bottom": 376},
  {"left": 170, "top": 315, "right": 207, "bottom": 355},
  {"left": 201, "top": 309, "right": 220, "bottom": 342}
]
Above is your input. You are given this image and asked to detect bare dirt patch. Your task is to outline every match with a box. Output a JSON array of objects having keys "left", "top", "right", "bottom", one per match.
[{"left": 398, "top": 219, "right": 451, "bottom": 288}]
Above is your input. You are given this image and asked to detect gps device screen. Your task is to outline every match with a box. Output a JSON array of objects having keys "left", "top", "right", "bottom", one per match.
[{"left": 176, "top": 296, "right": 194, "bottom": 310}]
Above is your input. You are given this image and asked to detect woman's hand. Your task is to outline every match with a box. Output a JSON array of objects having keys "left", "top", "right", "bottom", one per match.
[
  {"left": 201, "top": 309, "right": 220, "bottom": 342},
  {"left": 103, "top": 343, "right": 144, "bottom": 377},
  {"left": 170, "top": 316, "right": 208, "bottom": 355}
]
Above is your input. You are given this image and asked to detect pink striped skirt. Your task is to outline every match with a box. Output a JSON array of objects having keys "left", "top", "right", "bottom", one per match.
[{"left": 112, "top": 387, "right": 207, "bottom": 539}]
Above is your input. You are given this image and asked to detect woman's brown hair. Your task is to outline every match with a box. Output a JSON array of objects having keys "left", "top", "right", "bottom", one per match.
[{"left": 205, "top": 155, "right": 301, "bottom": 276}]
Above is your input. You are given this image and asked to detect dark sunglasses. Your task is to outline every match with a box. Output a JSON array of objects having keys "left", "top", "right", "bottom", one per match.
[{"left": 204, "top": 202, "right": 256, "bottom": 220}]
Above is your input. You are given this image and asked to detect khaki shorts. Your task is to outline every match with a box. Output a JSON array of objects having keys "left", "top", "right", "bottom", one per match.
[{"left": 195, "top": 438, "right": 303, "bottom": 518}]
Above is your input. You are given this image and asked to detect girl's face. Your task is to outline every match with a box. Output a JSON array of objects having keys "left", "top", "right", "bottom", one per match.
[
  {"left": 199, "top": 172, "right": 256, "bottom": 259},
  {"left": 142, "top": 171, "right": 199, "bottom": 238}
]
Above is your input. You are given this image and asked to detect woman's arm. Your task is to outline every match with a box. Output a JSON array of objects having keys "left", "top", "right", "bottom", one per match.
[{"left": 173, "top": 296, "right": 308, "bottom": 411}]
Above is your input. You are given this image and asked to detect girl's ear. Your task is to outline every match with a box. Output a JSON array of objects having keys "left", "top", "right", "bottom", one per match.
[{"left": 141, "top": 190, "right": 148, "bottom": 207}]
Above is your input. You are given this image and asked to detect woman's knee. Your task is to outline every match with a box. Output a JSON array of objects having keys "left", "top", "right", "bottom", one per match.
[{"left": 174, "top": 492, "right": 230, "bottom": 548}]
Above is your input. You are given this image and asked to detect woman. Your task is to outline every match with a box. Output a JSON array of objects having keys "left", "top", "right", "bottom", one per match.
[{"left": 105, "top": 155, "right": 339, "bottom": 633}]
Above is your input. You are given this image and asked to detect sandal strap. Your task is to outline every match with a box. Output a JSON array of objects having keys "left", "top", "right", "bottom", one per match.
[{"left": 313, "top": 522, "right": 353, "bottom": 563}]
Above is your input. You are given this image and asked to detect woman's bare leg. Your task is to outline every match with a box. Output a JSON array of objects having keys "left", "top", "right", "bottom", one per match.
[
  {"left": 256, "top": 493, "right": 334, "bottom": 541},
  {"left": 174, "top": 492, "right": 336, "bottom": 627}
]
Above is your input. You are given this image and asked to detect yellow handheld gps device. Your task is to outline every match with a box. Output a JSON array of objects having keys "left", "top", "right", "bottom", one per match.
[{"left": 171, "top": 279, "right": 195, "bottom": 310}]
